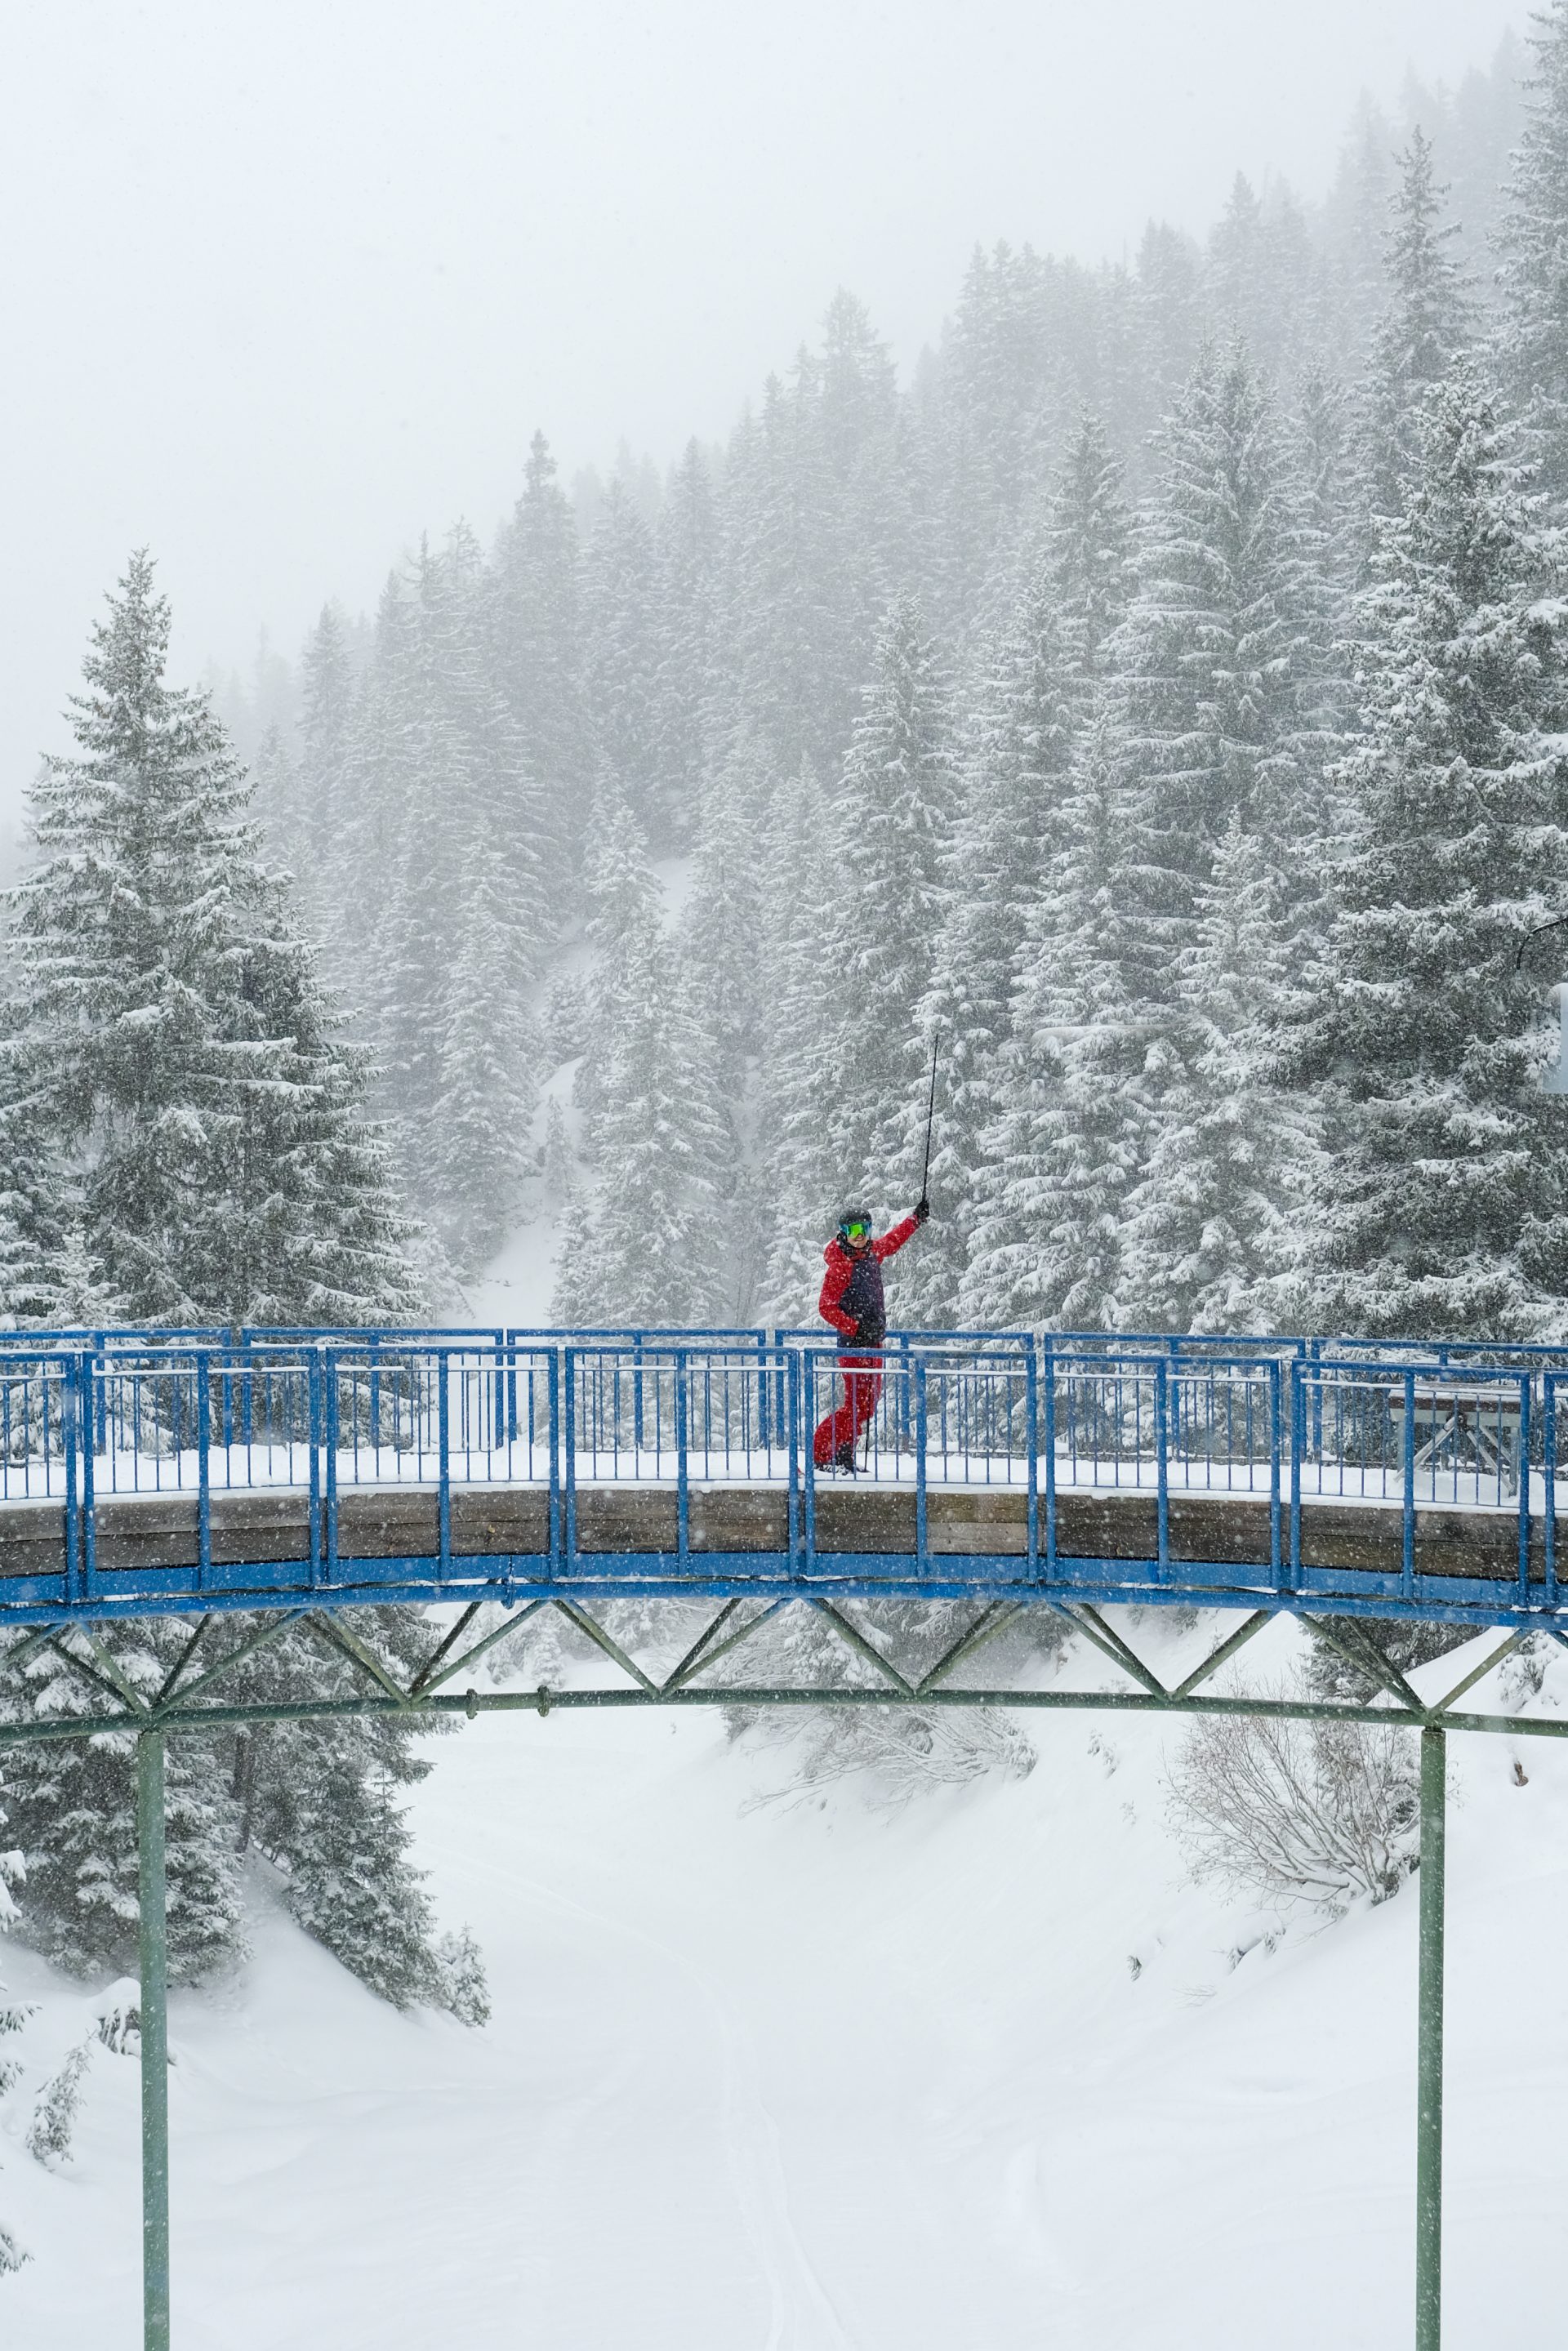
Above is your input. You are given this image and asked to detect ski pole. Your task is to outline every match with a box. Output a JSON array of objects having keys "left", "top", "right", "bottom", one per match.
[{"left": 920, "top": 1030, "right": 941, "bottom": 1202}]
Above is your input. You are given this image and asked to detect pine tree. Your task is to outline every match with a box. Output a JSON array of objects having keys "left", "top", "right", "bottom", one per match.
[
  {"left": 0, "top": 1632, "right": 243, "bottom": 1983},
  {"left": 557, "top": 804, "right": 726, "bottom": 1325},
  {"left": 581, "top": 483, "right": 662, "bottom": 835},
  {"left": 1498, "top": 0, "right": 1568, "bottom": 503},
  {"left": 1117, "top": 813, "right": 1323, "bottom": 1331},
  {"left": 824, "top": 596, "right": 957, "bottom": 1217},
  {"left": 5, "top": 554, "right": 420, "bottom": 1324},
  {"left": 962, "top": 716, "right": 1154, "bottom": 1329},
  {"left": 652, "top": 442, "right": 721, "bottom": 842},
  {"left": 493, "top": 430, "right": 591, "bottom": 886},
  {"left": 906, "top": 562, "right": 1079, "bottom": 1322},
  {"left": 1119, "top": 344, "right": 1341, "bottom": 931},
  {"left": 758, "top": 759, "right": 843, "bottom": 1325},
  {"left": 1359, "top": 130, "right": 1477, "bottom": 541},
  {"left": 1285, "top": 364, "right": 1568, "bottom": 1337}
]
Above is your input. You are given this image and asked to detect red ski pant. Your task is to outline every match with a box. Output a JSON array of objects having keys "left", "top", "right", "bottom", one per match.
[{"left": 812, "top": 1351, "right": 884, "bottom": 1466}]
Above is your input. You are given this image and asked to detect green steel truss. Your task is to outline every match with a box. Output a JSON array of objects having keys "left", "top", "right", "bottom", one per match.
[{"left": 1, "top": 1595, "right": 1546, "bottom": 2351}]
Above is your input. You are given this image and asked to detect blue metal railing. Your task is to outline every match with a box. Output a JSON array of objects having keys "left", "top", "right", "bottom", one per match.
[{"left": 0, "top": 1329, "right": 1557, "bottom": 1624}]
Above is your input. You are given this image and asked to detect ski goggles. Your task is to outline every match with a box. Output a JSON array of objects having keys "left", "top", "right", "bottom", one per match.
[{"left": 838, "top": 1218, "right": 871, "bottom": 1245}]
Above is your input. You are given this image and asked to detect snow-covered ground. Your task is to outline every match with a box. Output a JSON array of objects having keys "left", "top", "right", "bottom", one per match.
[{"left": 2, "top": 1615, "right": 1566, "bottom": 2349}]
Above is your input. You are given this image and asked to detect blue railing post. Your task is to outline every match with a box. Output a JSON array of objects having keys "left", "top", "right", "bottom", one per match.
[
  {"left": 62, "top": 1351, "right": 81, "bottom": 1607},
  {"left": 1154, "top": 1359, "right": 1169, "bottom": 1580},
  {"left": 1042, "top": 1343, "right": 1058, "bottom": 1585},
  {"left": 1289, "top": 1360, "right": 1304, "bottom": 1592},
  {"left": 196, "top": 1351, "right": 212, "bottom": 1593},
  {"left": 1546, "top": 1374, "right": 1559, "bottom": 1613},
  {"left": 564, "top": 1347, "right": 578, "bottom": 1570},
  {"left": 1267, "top": 1359, "right": 1282, "bottom": 1591},
  {"left": 786, "top": 1347, "right": 801, "bottom": 1577},
  {"left": 1401, "top": 1365, "right": 1418, "bottom": 1601},
  {"left": 307, "top": 1347, "right": 323, "bottom": 1587},
  {"left": 437, "top": 1348, "right": 451, "bottom": 1582},
  {"left": 915, "top": 1353, "right": 928, "bottom": 1574},
  {"left": 323, "top": 1347, "right": 341, "bottom": 1585},
  {"left": 1025, "top": 1347, "right": 1039, "bottom": 1577},
  {"left": 546, "top": 1348, "right": 562, "bottom": 1576},
  {"left": 803, "top": 1353, "right": 817, "bottom": 1574},
  {"left": 80, "top": 1351, "right": 97, "bottom": 1599},
  {"left": 755, "top": 1331, "right": 770, "bottom": 1457},
  {"left": 1516, "top": 1371, "right": 1532, "bottom": 1610},
  {"left": 675, "top": 1349, "right": 690, "bottom": 1568}
]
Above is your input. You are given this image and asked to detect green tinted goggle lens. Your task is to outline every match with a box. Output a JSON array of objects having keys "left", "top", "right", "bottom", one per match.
[{"left": 843, "top": 1221, "right": 869, "bottom": 1241}]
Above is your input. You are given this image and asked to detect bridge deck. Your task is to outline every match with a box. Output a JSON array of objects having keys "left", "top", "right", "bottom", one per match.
[{"left": 0, "top": 1474, "right": 1545, "bottom": 1627}]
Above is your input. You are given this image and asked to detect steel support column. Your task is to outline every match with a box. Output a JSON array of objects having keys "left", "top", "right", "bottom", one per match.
[
  {"left": 138, "top": 1729, "right": 171, "bottom": 2351},
  {"left": 1416, "top": 1723, "right": 1446, "bottom": 2351}
]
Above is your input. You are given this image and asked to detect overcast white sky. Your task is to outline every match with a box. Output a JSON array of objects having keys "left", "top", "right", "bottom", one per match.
[{"left": 0, "top": 0, "right": 1522, "bottom": 798}]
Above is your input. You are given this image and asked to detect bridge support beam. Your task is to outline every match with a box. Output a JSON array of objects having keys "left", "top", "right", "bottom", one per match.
[
  {"left": 1416, "top": 1724, "right": 1446, "bottom": 2351},
  {"left": 138, "top": 1729, "right": 171, "bottom": 2351}
]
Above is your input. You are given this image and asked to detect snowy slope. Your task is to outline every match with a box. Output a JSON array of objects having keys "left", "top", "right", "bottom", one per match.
[{"left": 2, "top": 1619, "right": 1566, "bottom": 2349}]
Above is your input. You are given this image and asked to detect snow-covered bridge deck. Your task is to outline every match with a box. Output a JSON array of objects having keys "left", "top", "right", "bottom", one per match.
[{"left": 0, "top": 1326, "right": 1561, "bottom": 1629}]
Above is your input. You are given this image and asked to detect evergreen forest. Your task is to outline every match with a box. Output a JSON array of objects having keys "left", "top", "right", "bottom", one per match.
[{"left": 4, "top": 16, "right": 1568, "bottom": 2003}]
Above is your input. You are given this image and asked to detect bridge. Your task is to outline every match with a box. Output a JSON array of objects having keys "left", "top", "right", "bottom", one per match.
[{"left": 2, "top": 1321, "right": 1566, "bottom": 2351}]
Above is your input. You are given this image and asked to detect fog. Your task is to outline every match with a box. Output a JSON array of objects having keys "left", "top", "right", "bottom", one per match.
[{"left": 1, "top": 0, "right": 1520, "bottom": 797}]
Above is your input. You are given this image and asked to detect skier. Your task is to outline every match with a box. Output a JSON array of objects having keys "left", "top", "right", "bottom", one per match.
[{"left": 813, "top": 1200, "right": 930, "bottom": 1472}]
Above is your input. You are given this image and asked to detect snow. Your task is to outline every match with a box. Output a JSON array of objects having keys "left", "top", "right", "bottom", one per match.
[{"left": 4, "top": 1620, "right": 1568, "bottom": 2345}]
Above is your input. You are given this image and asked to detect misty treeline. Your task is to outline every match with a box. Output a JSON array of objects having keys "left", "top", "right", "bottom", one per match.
[
  {"left": 208, "top": 23, "right": 1568, "bottom": 1345},
  {"left": 6, "top": 24, "right": 1566, "bottom": 1351}
]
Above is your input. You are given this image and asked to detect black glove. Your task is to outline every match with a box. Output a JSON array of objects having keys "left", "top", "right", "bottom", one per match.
[{"left": 915, "top": 1196, "right": 930, "bottom": 1224}]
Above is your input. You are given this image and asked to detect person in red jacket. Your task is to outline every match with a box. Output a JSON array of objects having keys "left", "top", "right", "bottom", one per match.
[{"left": 813, "top": 1198, "right": 930, "bottom": 1471}]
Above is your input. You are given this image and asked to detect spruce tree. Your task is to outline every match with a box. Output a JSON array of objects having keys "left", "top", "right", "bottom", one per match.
[
  {"left": 493, "top": 430, "right": 591, "bottom": 888},
  {"left": 1359, "top": 130, "right": 1477, "bottom": 542},
  {"left": 905, "top": 562, "right": 1079, "bottom": 1322},
  {"left": 1117, "top": 813, "right": 1322, "bottom": 1332},
  {"left": 556, "top": 805, "right": 726, "bottom": 1325},
  {"left": 581, "top": 483, "right": 662, "bottom": 835},
  {"left": 0, "top": 1631, "right": 243, "bottom": 1983},
  {"left": 5, "top": 553, "right": 419, "bottom": 1324},
  {"left": 1285, "top": 365, "right": 1568, "bottom": 1337},
  {"left": 962, "top": 716, "right": 1154, "bottom": 1330},
  {"left": 1498, "top": 0, "right": 1568, "bottom": 504},
  {"left": 823, "top": 595, "right": 956, "bottom": 1218}
]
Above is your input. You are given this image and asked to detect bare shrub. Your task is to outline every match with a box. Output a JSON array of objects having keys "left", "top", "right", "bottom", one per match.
[
  {"left": 1166, "top": 1703, "right": 1419, "bottom": 1912},
  {"left": 735, "top": 1703, "right": 1036, "bottom": 1813}
]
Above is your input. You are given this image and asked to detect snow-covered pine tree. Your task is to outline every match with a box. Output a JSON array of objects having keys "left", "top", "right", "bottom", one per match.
[
  {"left": 757, "top": 759, "right": 843, "bottom": 1325},
  {"left": 1116, "top": 812, "right": 1324, "bottom": 1331},
  {"left": 652, "top": 442, "right": 721, "bottom": 845},
  {"left": 903, "top": 560, "right": 1079, "bottom": 1323},
  {"left": 679, "top": 730, "right": 775, "bottom": 1312},
  {"left": 581, "top": 482, "right": 662, "bottom": 837},
  {"left": 493, "top": 430, "right": 591, "bottom": 891},
  {"left": 5, "top": 553, "right": 419, "bottom": 1323},
  {"left": 285, "top": 603, "right": 359, "bottom": 951},
  {"left": 556, "top": 804, "right": 727, "bottom": 1325},
  {"left": 0, "top": 1630, "right": 243, "bottom": 1982},
  {"left": 1498, "top": 0, "right": 1568, "bottom": 505},
  {"left": 1048, "top": 409, "right": 1133, "bottom": 682},
  {"left": 682, "top": 728, "right": 772, "bottom": 1099},
  {"left": 1283, "top": 363, "right": 1568, "bottom": 1337},
  {"left": 822, "top": 595, "right": 957, "bottom": 1222},
  {"left": 1119, "top": 342, "right": 1341, "bottom": 935},
  {"left": 1357, "top": 129, "right": 1477, "bottom": 550},
  {"left": 961, "top": 714, "right": 1155, "bottom": 1330},
  {"left": 1086, "top": 345, "right": 1343, "bottom": 1326},
  {"left": 368, "top": 528, "right": 546, "bottom": 1274}
]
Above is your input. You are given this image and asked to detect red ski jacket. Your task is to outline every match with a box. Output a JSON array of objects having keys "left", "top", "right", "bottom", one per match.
[{"left": 817, "top": 1214, "right": 920, "bottom": 1347}]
